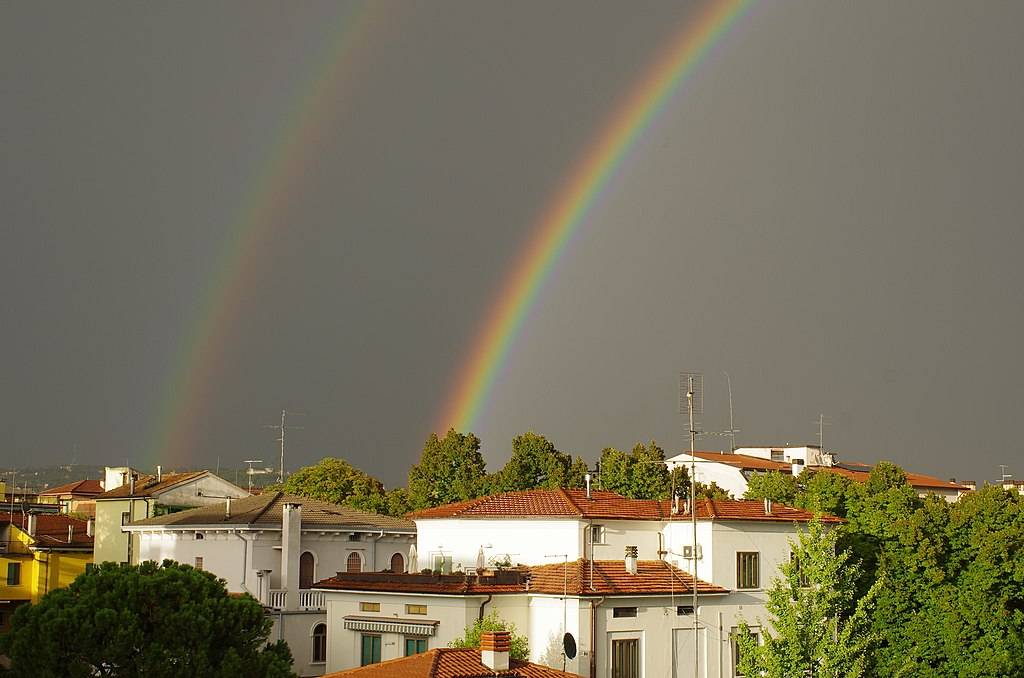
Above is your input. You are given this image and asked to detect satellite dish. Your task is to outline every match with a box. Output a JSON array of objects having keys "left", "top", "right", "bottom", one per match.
[{"left": 563, "top": 632, "right": 577, "bottom": 660}]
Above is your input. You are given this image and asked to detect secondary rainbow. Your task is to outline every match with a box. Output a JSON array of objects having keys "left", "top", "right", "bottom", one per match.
[
  {"left": 435, "top": 0, "right": 753, "bottom": 434},
  {"left": 147, "top": 3, "right": 382, "bottom": 468}
]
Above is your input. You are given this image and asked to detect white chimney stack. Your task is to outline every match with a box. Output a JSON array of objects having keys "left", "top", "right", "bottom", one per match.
[
  {"left": 481, "top": 631, "right": 511, "bottom": 672},
  {"left": 585, "top": 473, "right": 592, "bottom": 499},
  {"left": 86, "top": 518, "right": 94, "bottom": 537},
  {"left": 68, "top": 524, "right": 74, "bottom": 543},
  {"left": 156, "top": 465, "right": 162, "bottom": 482},
  {"left": 26, "top": 513, "right": 37, "bottom": 537},
  {"left": 625, "top": 545, "right": 638, "bottom": 575},
  {"left": 764, "top": 497, "right": 773, "bottom": 514},
  {"left": 281, "top": 501, "right": 302, "bottom": 611}
]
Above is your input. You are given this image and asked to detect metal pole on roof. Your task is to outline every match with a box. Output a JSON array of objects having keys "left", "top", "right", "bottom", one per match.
[{"left": 680, "top": 372, "right": 703, "bottom": 678}]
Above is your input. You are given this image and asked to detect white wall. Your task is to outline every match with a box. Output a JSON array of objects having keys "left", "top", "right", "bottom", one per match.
[
  {"left": 269, "top": 611, "right": 328, "bottom": 677},
  {"left": 414, "top": 519, "right": 584, "bottom": 570},
  {"left": 666, "top": 454, "right": 748, "bottom": 498}
]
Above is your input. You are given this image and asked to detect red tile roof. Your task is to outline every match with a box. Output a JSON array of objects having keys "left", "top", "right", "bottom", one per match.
[
  {"left": 96, "top": 471, "right": 209, "bottom": 499},
  {"left": 408, "top": 489, "right": 837, "bottom": 523},
  {"left": 316, "top": 560, "right": 726, "bottom": 597},
  {"left": 323, "top": 648, "right": 576, "bottom": 678},
  {"left": 813, "top": 465, "right": 969, "bottom": 491},
  {"left": 38, "top": 479, "right": 105, "bottom": 497},
  {"left": 0, "top": 512, "right": 94, "bottom": 549}
]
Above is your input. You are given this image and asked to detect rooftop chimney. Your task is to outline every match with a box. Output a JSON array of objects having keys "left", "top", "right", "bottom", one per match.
[
  {"left": 584, "top": 473, "right": 591, "bottom": 499},
  {"left": 156, "top": 465, "right": 162, "bottom": 482},
  {"left": 672, "top": 494, "right": 679, "bottom": 514},
  {"left": 225, "top": 496, "right": 232, "bottom": 519},
  {"left": 764, "top": 498, "right": 773, "bottom": 514},
  {"left": 129, "top": 473, "right": 136, "bottom": 496},
  {"left": 86, "top": 518, "right": 94, "bottom": 537},
  {"left": 26, "top": 513, "right": 37, "bottom": 537},
  {"left": 481, "top": 631, "right": 511, "bottom": 672},
  {"left": 625, "top": 545, "right": 638, "bottom": 575},
  {"left": 68, "top": 524, "right": 74, "bottom": 543}
]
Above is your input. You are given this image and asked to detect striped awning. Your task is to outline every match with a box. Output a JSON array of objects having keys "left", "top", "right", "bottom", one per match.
[{"left": 343, "top": 615, "right": 440, "bottom": 636}]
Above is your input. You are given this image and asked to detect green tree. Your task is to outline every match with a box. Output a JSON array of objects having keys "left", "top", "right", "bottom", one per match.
[
  {"left": 493, "top": 432, "right": 589, "bottom": 492},
  {"left": 744, "top": 470, "right": 800, "bottom": 505},
  {"left": 448, "top": 611, "right": 529, "bottom": 660},
  {"left": 736, "top": 518, "right": 879, "bottom": 678},
  {"left": 407, "top": 429, "right": 488, "bottom": 509},
  {"left": 796, "top": 470, "right": 858, "bottom": 518},
  {"left": 282, "top": 457, "right": 393, "bottom": 515},
  {"left": 598, "top": 441, "right": 673, "bottom": 499},
  {"left": 0, "top": 560, "right": 294, "bottom": 678}
]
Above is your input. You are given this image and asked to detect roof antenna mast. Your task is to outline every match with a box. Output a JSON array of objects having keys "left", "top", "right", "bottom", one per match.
[
  {"left": 680, "top": 371, "right": 703, "bottom": 678},
  {"left": 264, "top": 409, "right": 304, "bottom": 484}
]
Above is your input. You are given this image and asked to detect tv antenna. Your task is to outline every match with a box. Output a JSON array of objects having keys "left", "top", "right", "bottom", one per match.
[
  {"left": 242, "top": 459, "right": 266, "bottom": 494},
  {"left": 723, "top": 371, "right": 739, "bottom": 451},
  {"left": 679, "top": 371, "right": 703, "bottom": 678},
  {"left": 814, "top": 413, "right": 832, "bottom": 452},
  {"left": 1000, "top": 465, "right": 1012, "bottom": 486},
  {"left": 264, "top": 410, "right": 304, "bottom": 483}
]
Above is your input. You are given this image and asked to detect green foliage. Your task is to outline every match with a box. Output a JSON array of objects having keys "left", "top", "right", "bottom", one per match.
[
  {"left": 796, "top": 470, "right": 858, "bottom": 518},
  {"left": 737, "top": 518, "right": 879, "bottom": 678},
  {"left": 598, "top": 441, "right": 674, "bottom": 499},
  {"left": 0, "top": 560, "right": 295, "bottom": 678},
  {"left": 283, "top": 457, "right": 405, "bottom": 516},
  {"left": 407, "top": 429, "right": 488, "bottom": 509},
  {"left": 493, "top": 432, "right": 583, "bottom": 493},
  {"left": 448, "top": 611, "right": 529, "bottom": 660},
  {"left": 743, "top": 470, "right": 799, "bottom": 505}
]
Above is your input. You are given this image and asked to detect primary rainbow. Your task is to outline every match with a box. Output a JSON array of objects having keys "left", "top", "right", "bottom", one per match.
[
  {"left": 435, "top": 0, "right": 753, "bottom": 434},
  {"left": 146, "top": 3, "right": 382, "bottom": 468}
]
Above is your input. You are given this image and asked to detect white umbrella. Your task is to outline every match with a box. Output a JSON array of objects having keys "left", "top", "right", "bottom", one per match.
[
  {"left": 476, "top": 546, "right": 486, "bottom": 572},
  {"left": 408, "top": 543, "right": 418, "bottom": 573}
]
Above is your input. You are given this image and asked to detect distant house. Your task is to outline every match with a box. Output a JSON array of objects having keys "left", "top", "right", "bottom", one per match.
[
  {"left": 123, "top": 491, "right": 416, "bottom": 677},
  {"left": 0, "top": 512, "right": 95, "bottom": 633},
  {"left": 92, "top": 467, "right": 249, "bottom": 565},
  {"left": 316, "top": 487, "right": 838, "bottom": 677},
  {"left": 666, "top": 446, "right": 971, "bottom": 502},
  {"left": 37, "top": 479, "right": 105, "bottom": 516},
  {"left": 322, "top": 632, "right": 577, "bottom": 677}
]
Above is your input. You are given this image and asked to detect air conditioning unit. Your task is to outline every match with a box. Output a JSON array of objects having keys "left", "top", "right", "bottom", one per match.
[{"left": 681, "top": 544, "right": 702, "bottom": 560}]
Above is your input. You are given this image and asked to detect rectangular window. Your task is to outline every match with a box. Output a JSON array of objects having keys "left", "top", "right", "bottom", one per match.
[
  {"left": 770, "top": 450, "right": 784, "bottom": 462},
  {"left": 404, "top": 637, "right": 428, "bottom": 656},
  {"left": 194, "top": 557, "right": 203, "bottom": 571},
  {"left": 732, "top": 628, "right": 760, "bottom": 677},
  {"left": 6, "top": 562, "right": 20, "bottom": 586},
  {"left": 676, "top": 605, "right": 694, "bottom": 616},
  {"left": 612, "top": 606, "right": 637, "bottom": 618},
  {"left": 405, "top": 604, "right": 427, "bottom": 615},
  {"left": 360, "top": 634, "right": 381, "bottom": 665},
  {"left": 359, "top": 601, "right": 380, "bottom": 612},
  {"left": 591, "top": 524, "right": 606, "bottom": 545},
  {"left": 121, "top": 511, "right": 131, "bottom": 526},
  {"left": 737, "top": 552, "right": 760, "bottom": 589},
  {"left": 611, "top": 638, "right": 640, "bottom": 678}
]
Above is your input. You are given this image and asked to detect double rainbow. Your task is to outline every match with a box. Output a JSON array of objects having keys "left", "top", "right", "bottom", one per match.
[{"left": 435, "top": 0, "right": 753, "bottom": 433}]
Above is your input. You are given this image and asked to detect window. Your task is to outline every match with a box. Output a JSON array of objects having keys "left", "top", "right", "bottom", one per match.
[
  {"left": 347, "top": 552, "right": 362, "bottom": 573},
  {"left": 732, "top": 628, "right": 759, "bottom": 677},
  {"left": 311, "top": 623, "right": 327, "bottom": 663},
  {"left": 360, "top": 634, "right": 381, "bottom": 665},
  {"left": 611, "top": 638, "right": 639, "bottom": 678},
  {"left": 390, "top": 552, "right": 405, "bottom": 573},
  {"left": 404, "top": 637, "right": 428, "bottom": 656},
  {"left": 676, "top": 605, "right": 694, "bottom": 616},
  {"left": 591, "top": 524, "right": 606, "bottom": 545},
  {"left": 770, "top": 450, "right": 784, "bottom": 462},
  {"left": 359, "top": 601, "right": 380, "bottom": 612},
  {"left": 348, "top": 532, "right": 362, "bottom": 542},
  {"left": 6, "top": 562, "right": 20, "bottom": 586},
  {"left": 612, "top": 607, "right": 637, "bottom": 618},
  {"left": 121, "top": 511, "right": 131, "bottom": 526},
  {"left": 405, "top": 604, "right": 427, "bottom": 615},
  {"left": 194, "top": 532, "right": 204, "bottom": 540},
  {"left": 736, "top": 552, "right": 759, "bottom": 589},
  {"left": 194, "top": 557, "right": 203, "bottom": 571}
]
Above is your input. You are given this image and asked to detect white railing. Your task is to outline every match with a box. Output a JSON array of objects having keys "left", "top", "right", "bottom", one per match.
[
  {"left": 266, "top": 588, "right": 324, "bottom": 611},
  {"left": 298, "top": 589, "right": 325, "bottom": 610}
]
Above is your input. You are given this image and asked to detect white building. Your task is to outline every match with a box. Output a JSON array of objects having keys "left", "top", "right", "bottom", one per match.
[
  {"left": 316, "top": 488, "right": 839, "bottom": 678},
  {"left": 124, "top": 491, "right": 416, "bottom": 677},
  {"left": 666, "top": 447, "right": 971, "bottom": 502}
]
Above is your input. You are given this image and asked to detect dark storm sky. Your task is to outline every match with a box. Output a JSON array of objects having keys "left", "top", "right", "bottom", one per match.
[{"left": 3, "top": 1, "right": 1023, "bottom": 487}]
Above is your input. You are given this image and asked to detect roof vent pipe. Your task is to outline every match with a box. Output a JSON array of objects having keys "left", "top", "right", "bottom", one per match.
[
  {"left": 156, "top": 465, "right": 162, "bottom": 482},
  {"left": 225, "top": 497, "right": 232, "bottom": 519},
  {"left": 68, "top": 525, "right": 74, "bottom": 543},
  {"left": 129, "top": 473, "right": 136, "bottom": 496},
  {"left": 584, "top": 473, "right": 592, "bottom": 499},
  {"left": 86, "top": 518, "right": 94, "bottom": 537},
  {"left": 764, "top": 497, "right": 772, "bottom": 514},
  {"left": 26, "top": 513, "right": 37, "bottom": 537}
]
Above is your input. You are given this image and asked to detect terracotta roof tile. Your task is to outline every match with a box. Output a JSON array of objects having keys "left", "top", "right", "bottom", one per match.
[
  {"left": 0, "top": 512, "right": 94, "bottom": 549},
  {"left": 125, "top": 492, "right": 415, "bottom": 531},
  {"left": 676, "top": 451, "right": 794, "bottom": 472},
  {"left": 316, "top": 560, "right": 726, "bottom": 597},
  {"left": 322, "top": 647, "right": 580, "bottom": 677},
  {"left": 408, "top": 489, "right": 838, "bottom": 523},
  {"left": 38, "top": 479, "right": 105, "bottom": 497},
  {"left": 813, "top": 465, "right": 969, "bottom": 491}
]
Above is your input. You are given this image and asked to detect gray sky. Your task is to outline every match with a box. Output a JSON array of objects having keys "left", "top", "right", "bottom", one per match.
[{"left": 2, "top": 1, "right": 1022, "bottom": 487}]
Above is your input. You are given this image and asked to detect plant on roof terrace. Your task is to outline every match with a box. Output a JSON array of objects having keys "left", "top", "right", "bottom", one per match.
[
  {"left": 0, "top": 560, "right": 296, "bottom": 678},
  {"left": 449, "top": 612, "right": 529, "bottom": 660}
]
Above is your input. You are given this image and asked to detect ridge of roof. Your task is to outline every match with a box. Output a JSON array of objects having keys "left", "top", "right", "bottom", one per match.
[
  {"left": 38, "top": 479, "right": 104, "bottom": 496},
  {"left": 96, "top": 470, "right": 209, "bottom": 499}
]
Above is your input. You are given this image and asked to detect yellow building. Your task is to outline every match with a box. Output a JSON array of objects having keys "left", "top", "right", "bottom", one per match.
[{"left": 0, "top": 512, "right": 94, "bottom": 632}]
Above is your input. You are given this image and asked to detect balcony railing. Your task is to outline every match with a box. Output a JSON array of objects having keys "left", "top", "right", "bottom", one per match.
[{"left": 267, "top": 588, "right": 324, "bottom": 611}]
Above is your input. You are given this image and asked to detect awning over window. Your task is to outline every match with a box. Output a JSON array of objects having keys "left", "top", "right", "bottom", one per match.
[{"left": 343, "top": 615, "right": 440, "bottom": 636}]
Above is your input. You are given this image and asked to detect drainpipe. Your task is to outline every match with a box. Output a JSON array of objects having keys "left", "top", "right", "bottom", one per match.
[
  {"left": 589, "top": 597, "right": 606, "bottom": 678},
  {"left": 371, "top": 529, "right": 385, "bottom": 571},
  {"left": 233, "top": 532, "right": 257, "bottom": 596},
  {"left": 478, "top": 593, "right": 493, "bottom": 621}
]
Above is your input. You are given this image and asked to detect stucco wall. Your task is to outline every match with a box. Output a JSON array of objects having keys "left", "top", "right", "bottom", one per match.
[{"left": 414, "top": 518, "right": 583, "bottom": 570}]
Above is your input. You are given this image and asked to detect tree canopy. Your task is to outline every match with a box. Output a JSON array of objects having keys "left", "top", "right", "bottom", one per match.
[
  {"left": 492, "top": 432, "right": 587, "bottom": 493},
  {"left": 448, "top": 611, "right": 529, "bottom": 660},
  {"left": 407, "top": 428, "right": 488, "bottom": 509},
  {"left": 0, "top": 560, "right": 294, "bottom": 678},
  {"left": 282, "top": 457, "right": 410, "bottom": 517}
]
